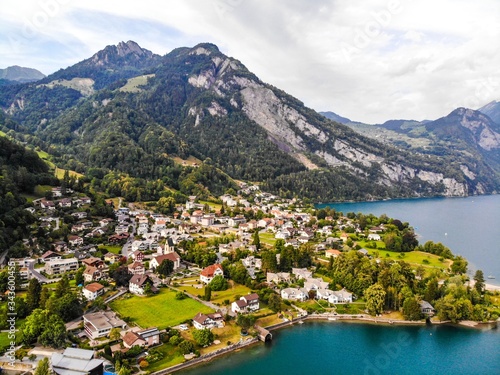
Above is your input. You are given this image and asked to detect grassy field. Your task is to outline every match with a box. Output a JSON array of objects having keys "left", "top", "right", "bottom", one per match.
[
  {"left": 54, "top": 166, "right": 83, "bottom": 179},
  {"left": 259, "top": 231, "right": 276, "bottom": 247},
  {"left": 119, "top": 74, "right": 155, "bottom": 93},
  {"left": 110, "top": 288, "right": 213, "bottom": 329},
  {"left": 172, "top": 156, "right": 202, "bottom": 167},
  {"left": 99, "top": 245, "right": 122, "bottom": 255},
  {"left": 198, "top": 200, "right": 222, "bottom": 211},
  {"left": 178, "top": 279, "right": 253, "bottom": 306},
  {"left": 366, "top": 249, "right": 450, "bottom": 270}
]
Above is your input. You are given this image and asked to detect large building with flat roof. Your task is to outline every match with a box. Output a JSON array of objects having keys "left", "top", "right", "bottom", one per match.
[
  {"left": 83, "top": 311, "right": 127, "bottom": 339},
  {"left": 51, "top": 348, "right": 103, "bottom": 375}
]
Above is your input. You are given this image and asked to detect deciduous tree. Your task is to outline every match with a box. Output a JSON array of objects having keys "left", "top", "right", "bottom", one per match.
[{"left": 365, "top": 283, "right": 386, "bottom": 316}]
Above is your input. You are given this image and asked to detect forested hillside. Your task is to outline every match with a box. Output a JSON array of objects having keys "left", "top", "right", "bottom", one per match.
[
  {"left": 0, "top": 133, "right": 58, "bottom": 254},
  {"left": 1, "top": 42, "right": 498, "bottom": 201}
]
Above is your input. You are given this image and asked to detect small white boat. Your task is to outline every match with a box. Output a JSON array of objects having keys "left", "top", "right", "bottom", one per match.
[{"left": 488, "top": 275, "right": 495, "bottom": 279}]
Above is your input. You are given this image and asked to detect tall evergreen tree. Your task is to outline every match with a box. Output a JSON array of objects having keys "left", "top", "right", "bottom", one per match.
[
  {"left": 54, "top": 274, "right": 70, "bottom": 298},
  {"left": 252, "top": 230, "right": 261, "bottom": 250},
  {"left": 473, "top": 270, "right": 485, "bottom": 295},
  {"left": 26, "top": 278, "right": 42, "bottom": 312}
]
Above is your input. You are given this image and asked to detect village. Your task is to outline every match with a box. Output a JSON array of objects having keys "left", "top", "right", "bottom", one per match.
[{"left": 0, "top": 182, "right": 468, "bottom": 375}]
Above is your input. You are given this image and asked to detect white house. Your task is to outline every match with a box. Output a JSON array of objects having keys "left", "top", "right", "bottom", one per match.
[
  {"left": 231, "top": 293, "right": 260, "bottom": 314},
  {"left": 45, "top": 258, "right": 79, "bottom": 275},
  {"left": 192, "top": 312, "right": 224, "bottom": 330},
  {"left": 281, "top": 287, "right": 308, "bottom": 302},
  {"left": 129, "top": 274, "right": 157, "bottom": 295},
  {"left": 82, "top": 282, "right": 105, "bottom": 301},
  {"left": 200, "top": 264, "right": 224, "bottom": 284},
  {"left": 367, "top": 233, "right": 381, "bottom": 241}
]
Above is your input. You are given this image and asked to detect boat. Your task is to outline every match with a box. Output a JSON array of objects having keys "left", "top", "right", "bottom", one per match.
[{"left": 488, "top": 275, "right": 495, "bottom": 279}]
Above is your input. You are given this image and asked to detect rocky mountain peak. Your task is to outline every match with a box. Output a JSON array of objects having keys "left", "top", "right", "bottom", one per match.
[{"left": 89, "top": 40, "right": 156, "bottom": 66}]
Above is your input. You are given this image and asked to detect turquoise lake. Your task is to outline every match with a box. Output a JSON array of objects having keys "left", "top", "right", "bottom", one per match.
[
  {"left": 318, "top": 194, "right": 500, "bottom": 284},
  {"left": 180, "top": 322, "right": 500, "bottom": 375},
  {"left": 179, "top": 195, "right": 500, "bottom": 375}
]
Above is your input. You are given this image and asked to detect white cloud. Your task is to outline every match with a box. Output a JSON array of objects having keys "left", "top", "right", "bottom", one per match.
[{"left": 0, "top": 0, "right": 499, "bottom": 123}]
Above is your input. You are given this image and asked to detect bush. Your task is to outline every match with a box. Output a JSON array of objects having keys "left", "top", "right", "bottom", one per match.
[
  {"left": 175, "top": 291, "right": 187, "bottom": 300},
  {"left": 179, "top": 340, "right": 195, "bottom": 355},
  {"left": 169, "top": 335, "right": 182, "bottom": 346}
]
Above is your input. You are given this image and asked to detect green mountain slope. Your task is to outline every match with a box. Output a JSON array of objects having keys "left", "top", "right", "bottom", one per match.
[{"left": 1, "top": 42, "right": 498, "bottom": 201}]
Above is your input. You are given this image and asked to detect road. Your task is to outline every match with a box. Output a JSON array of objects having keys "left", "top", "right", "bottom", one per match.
[{"left": 27, "top": 259, "right": 52, "bottom": 283}]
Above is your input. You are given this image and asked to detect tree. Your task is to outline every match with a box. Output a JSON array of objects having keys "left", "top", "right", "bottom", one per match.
[
  {"left": 252, "top": 230, "right": 261, "bottom": 250},
  {"left": 204, "top": 285, "right": 212, "bottom": 301},
  {"left": 473, "top": 270, "right": 485, "bottom": 295},
  {"left": 109, "top": 327, "right": 121, "bottom": 341},
  {"left": 364, "top": 283, "right": 386, "bottom": 316},
  {"left": 268, "top": 293, "right": 282, "bottom": 313},
  {"left": 261, "top": 250, "right": 278, "bottom": 273},
  {"left": 156, "top": 259, "right": 174, "bottom": 278},
  {"left": 35, "top": 357, "right": 50, "bottom": 375},
  {"left": 178, "top": 340, "right": 195, "bottom": 354},
  {"left": 402, "top": 297, "right": 422, "bottom": 321},
  {"left": 20, "top": 309, "right": 67, "bottom": 348},
  {"left": 451, "top": 256, "right": 468, "bottom": 275},
  {"left": 111, "top": 265, "right": 132, "bottom": 286},
  {"left": 39, "top": 314, "right": 67, "bottom": 348},
  {"left": 26, "top": 278, "right": 42, "bottom": 312},
  {"left": 54, "top": 274, "right": 70, "bottom": 298},
  {"left": 424, "top": 278, "right": 440, "bottom": 303},
  {"left": 209, "top": 275, "right": 228, "bottom": 291},
  {"left": 75, "top": 267, "right": 85, "bottom": 286},
  {"left": 228, "top": 262, "right": 249, "bottom": 285},
  {"left": 39, "top": 287, "right": 51, "bottom": 309},
  {"left": 236, "top": 314, "right": 256, "bottom": 331},
  {"left": 193, "top": 328, "right": 214, "bottom": 346}
]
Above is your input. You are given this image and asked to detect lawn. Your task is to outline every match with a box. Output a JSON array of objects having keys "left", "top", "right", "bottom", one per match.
[
  {"left": 110, "top": 288, "right": 213, "bottom": 329},
  {"left": 259, "top": 231, "right": 276, "bottom": 247},
  {"left": 144, "top": 343, "right": 184, "bottom": 372},
  {"left": 119, "top": 74, "right": 155, "bottom": 93},
  {"left": 366, "top": 249, "right": 450, "bottom": 270},
  {"left": 54, "top": 166, "right": 83, "bottom": 179},
  {"left": 178, "top": 279, "right": 253, "bottom": 306},
  {"left": 198, "top": 200, "right": 222, "bottom": 211},
  {"left": 99, "top": 245, "right": 122, "bottom": 255},
  {"left": 0, "top": 332, "right": 11, "bottom": 349}
]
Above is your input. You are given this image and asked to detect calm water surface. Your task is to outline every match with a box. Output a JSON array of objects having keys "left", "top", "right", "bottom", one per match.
[
  {"left": 180, "top": 195, "right": 500, "bottom": 375},
  {"left": 180, "top": 322, "right": 500, "bottom": 375},
  {"left": 318, "top": 195, "right": 500, "bottom": 284}
]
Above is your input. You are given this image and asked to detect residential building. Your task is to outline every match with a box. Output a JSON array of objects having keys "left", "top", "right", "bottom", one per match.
[
  {"left": 122, "top": 327, "right": 160, "bottom": 349},
  {"left": 281, "top": 287, "right": 308, "bottom": 302},
  {"left": 231, "top": 293, "right": 260, "bottom": 314},
  {"left": 325, "top": 249, "right": 342, "bottom": 258},
  {"left": 419, "top": 300, "right": 436, "bottom": 316},
  {"left": 128, "top": 261, "right": 146, "bottom": 275},
  {"left": 83, "top": 311, "right": 127, "bottom": 339},
  {"left": 129, "top": 274, "right": 158, "bottom": 295},
  {"left": 200, "top": 264, "right": 224, "bottom": 284},
  {"left": 83, "top": 283, "right": 105, "bottom": 301},
  {"left": 83, "top": 266, "right": 103, "bottom": 283},
  {"left": 45, "top": 258, "right": 79, "bottom": 275},
  {"left": 192, "top": 312, "right": 224, "bottom": 330}
]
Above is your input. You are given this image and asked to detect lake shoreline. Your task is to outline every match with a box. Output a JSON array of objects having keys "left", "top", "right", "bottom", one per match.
[{"left": 163, "top": 313, "right": 498, "bottom": 374}]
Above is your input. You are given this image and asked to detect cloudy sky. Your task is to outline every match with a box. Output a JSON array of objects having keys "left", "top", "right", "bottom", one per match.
[{"left": 1, "top": 0, "right": 499, "bottom": 123}]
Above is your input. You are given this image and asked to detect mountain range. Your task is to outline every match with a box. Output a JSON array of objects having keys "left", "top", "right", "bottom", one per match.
[
  {"left": 0, "top": 41, "right": 499, "bottom": 201},
  {"left": 0, "top": 65, "right": 45, "bottom": 85}
]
